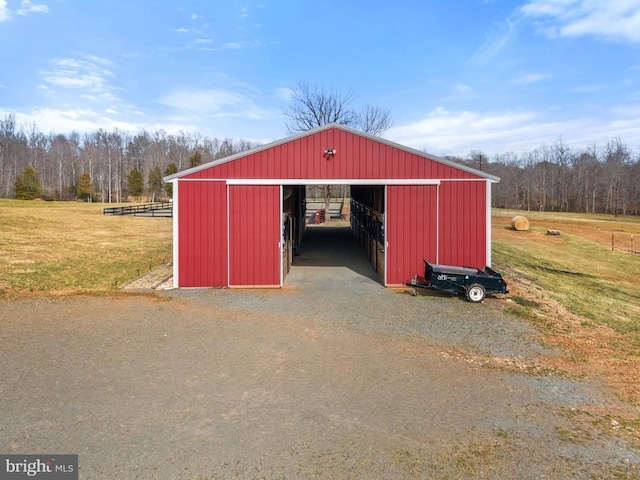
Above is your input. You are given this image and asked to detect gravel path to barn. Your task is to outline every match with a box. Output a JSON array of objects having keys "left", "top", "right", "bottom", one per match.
[{"left": 1, "top": 226, "right": 638, "bottom": 479}]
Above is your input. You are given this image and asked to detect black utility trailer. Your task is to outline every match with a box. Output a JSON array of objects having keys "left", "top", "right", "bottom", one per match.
[{"left": 407, "top": 261, "right": 508, "bottom": 303}]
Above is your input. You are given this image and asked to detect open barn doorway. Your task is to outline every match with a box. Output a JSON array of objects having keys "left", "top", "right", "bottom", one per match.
[{"left": 282, "top": 184, "right": 386, "bottom": 286}]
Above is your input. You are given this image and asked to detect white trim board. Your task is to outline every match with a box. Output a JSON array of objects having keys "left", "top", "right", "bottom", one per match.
[
  {"left": 225, "top": 179, "right": 441, "bottom": 186},
  {"left": 172, "top": 180, "right": 179, "bottom": 287}
]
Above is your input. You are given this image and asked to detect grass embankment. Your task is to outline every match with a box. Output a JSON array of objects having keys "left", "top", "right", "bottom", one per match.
[
  {"left": 0, "top": 199, "right": 172, "bottom": 296},
  {"left": 492, "top": 209, "right": 640, "bottom": 403}
]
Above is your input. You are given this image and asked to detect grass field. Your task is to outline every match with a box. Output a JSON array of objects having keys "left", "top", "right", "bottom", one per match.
[
  {"left": 492, "top": 209, "right": 640, "bottom": 403},
  {"left": 1, "top": 200, "right": 639, "bottom": 403},
  {"left": 0, "top": 199, "right": 172, "bottom": 295}
]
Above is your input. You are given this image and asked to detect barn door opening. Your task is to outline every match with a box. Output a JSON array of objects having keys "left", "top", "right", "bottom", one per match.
[
  {"left": 350, "top": 185, "right": 385, "bottom": 283},
  {"left": 229, "top": 185, "right": 282, "bottom": 287},
  {"left": 287, "top": 184, "right": 382, "bottom": 285}
]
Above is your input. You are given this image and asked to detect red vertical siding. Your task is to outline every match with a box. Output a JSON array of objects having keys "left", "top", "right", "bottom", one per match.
[
  {"left": 177, "top": 180, "right": 228, "bottom": 287},
  {"left": 386, "top": 185, "right": 438, "bottom": 286},
  {"left": 185, "top": 127, "right": 482, "bottom": 181},
  {"left": 229, "top": 185, "right": 281, "bottom": 286},
  {"left": 174, "top": 127, "right": 494, "bottom": 287},
  {"left": 438, "top": 181, "right": 487, "bottom": 268}
]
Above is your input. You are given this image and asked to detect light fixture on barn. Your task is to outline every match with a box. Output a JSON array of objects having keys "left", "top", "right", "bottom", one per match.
[{"left": 324, "top": 148, "right": 336, "bottom": 159}]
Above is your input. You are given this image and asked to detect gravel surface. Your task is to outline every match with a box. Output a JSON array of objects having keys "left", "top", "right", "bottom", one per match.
[{"left": 1, "top": 226, "right": 638, "bottom": 479}]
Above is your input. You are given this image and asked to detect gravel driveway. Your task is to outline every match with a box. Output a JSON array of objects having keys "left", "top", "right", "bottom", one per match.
[{"left": 1, "top": 226, "right": 638, "bottom": 479}]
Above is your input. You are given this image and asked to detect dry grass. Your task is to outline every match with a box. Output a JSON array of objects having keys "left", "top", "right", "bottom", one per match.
[
  {"left": 1, "top": 200, "right": 639, "bottom": 407},
  {"left": 0, "top": 199, "right": 172, "bottom": 296},
  {"left": 492, "top": 209, "right": 640, "bottom": 405}
]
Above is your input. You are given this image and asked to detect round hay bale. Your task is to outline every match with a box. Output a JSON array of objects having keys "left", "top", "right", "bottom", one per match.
[{"left": 511, "top": 215, "right": 530, "bottom": 231}]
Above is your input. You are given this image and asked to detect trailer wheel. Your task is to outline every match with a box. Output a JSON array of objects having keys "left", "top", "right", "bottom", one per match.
[{"left": 466, "top": 284, "right": 486, "bottom": 303}]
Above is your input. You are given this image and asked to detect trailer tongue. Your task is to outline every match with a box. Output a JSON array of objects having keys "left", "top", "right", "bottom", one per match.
[{"left": 407, "top": 261, "right": 508, "bottom": 303}]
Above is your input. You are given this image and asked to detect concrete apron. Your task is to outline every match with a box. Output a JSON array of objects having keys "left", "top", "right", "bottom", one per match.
[{"left": 285, "top": 224, "right": 383, "bottom": 292}]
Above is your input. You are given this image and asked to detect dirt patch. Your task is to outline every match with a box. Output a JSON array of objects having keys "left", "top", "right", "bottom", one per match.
[{"left": 1, "top": 284, "right": 638, "bottom": 479}]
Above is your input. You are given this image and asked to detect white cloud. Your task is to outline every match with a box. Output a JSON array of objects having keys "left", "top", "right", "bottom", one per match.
[
  {"left": 16, "top": 0, "right": 48, "bottom": 16},
  {"left": 470, "top": 17, "right": 518, "bottom": 65},
  {"left": 193, "top": 40, "right": 265, "bottom": 51},
  {"left": 0, "top": 0, "right": 10, "bottom": 22},
  {"left": 273, "top": 87, "right": 294, "bottom": 102},
  {"left": 512, "top": 72, "right": 549, "bottom": 84},
  {"left": 221, "top": 40, "right": 262, "bottom": 50},
  {"left": 240, "top": 7, "right": 249, "bottom": 18},
  {"left": 3, "top": 107, "right": 139, "bottom": 134},
  {"left": 521, "top": 0, "right": 640, "bottom": 43},
  {"left": 567, "top": 83, "right": 605, "bottom": 93},
  {"left": 1, "top": 0, "right": 48, "bottom": 21},
  {"left": 386, "top": 105, "right": 640, "bottom": 156},
  {"left": 39, "top": 55, "right": 119, "bottom": 102},
  {"left": 158, "top": 88, "right": 270, "bottom": 120}
]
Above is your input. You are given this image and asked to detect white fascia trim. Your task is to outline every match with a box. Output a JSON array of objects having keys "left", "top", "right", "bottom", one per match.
[
  {"left": 279, "top": 185, "right": 283, "bottom": 288},
  {"left": 436, "top": 184, "right": 440, "bottom": 265},
  {"left": 227, "top": 185, "right": 231, "bottom": 287},
  {"left": 440, "top": 178, "right": 496, "bottom": 182},
  {"left": 177, "top": 178, "right": 228, "bottom": 182},
  {"left": 486, "top": 180, "right": 492, "bottom": 267},
  {"left": 177, "top": 178, "right": 487, "bottom": 185},
  {"left": 225, "top": 179, "right": 441, "bottom": 186},
  {"left": 172, "top": 180, "right": 179, "bottom": 288},
  {"left": 384, "top": 185, "right": 388, "bottom": 287}
]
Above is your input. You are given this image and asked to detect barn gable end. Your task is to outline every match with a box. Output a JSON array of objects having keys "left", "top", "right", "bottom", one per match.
[{"left": 166, "top": 124, "right": 499, "bottom": 288}]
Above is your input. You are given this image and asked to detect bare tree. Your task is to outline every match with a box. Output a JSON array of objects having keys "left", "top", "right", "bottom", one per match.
[
  {"left": 358, "top": 104, "right": 393, "bottom": 137},
  {"left": 283, "top": 80, "right": 392, "bottom": 136},
  {"left": 4, "top": 108, "right": 640, "bottom": 214},
  {"left": 283, "top": 81, "right": 393, "bottom": 210}
]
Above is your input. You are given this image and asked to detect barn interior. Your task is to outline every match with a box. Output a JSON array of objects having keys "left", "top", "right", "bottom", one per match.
[{"left": 281, "top": 184, "right": 385, "bottom": 284}]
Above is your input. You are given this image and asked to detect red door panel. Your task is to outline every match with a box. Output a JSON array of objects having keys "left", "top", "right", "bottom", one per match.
[
  {"left": 177, "top": 180, "right": 227, "bottom": 287},
  {"left": 229, "top": 185, "right": 281, "bottom": 287},
  {"left": 386, "top": 185, "right": 438, "bottom": 286}
]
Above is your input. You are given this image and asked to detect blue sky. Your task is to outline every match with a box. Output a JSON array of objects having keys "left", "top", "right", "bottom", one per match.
[{"left": 1, "top": 0, "right": 639, "bottom": 156}]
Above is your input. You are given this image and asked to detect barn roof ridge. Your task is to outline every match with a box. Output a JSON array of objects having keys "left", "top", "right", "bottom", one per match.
[{"left": 164, "top": 123, "right": 500, "bottom": 182}]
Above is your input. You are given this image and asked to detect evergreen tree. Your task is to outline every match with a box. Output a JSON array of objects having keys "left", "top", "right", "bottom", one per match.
[
  {"left": 14, "top": 167, "right": 42, "bottom": 200},
  {"left": 189, "top": 151, "right": 202, "bottom": 168},
  {"left": 127, "top": 166, "right": 144, "bottom": 198},
  {"left": 76, "top": 172, "right": 93, "bottom": 201},
  {"left": 148, "top": 166, "right": 164, "bottom": 201},
  {"left": 164, "top": 163, "right": 177, "bottom": 197}
]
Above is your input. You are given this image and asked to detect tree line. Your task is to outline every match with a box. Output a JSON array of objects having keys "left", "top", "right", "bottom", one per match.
[
  {"left": 446, "top": 137, "right": 640, "bottom": 215},
  {"left": 2, "top": 112, "right": 639, "bottom": 215},
  {"left": 1, "top": 113, "right": 258, "bottom": 202}
]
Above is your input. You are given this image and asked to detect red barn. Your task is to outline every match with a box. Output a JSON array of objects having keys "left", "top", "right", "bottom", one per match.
[{"left": 164, "top": 124, "right": 499, "bottom": 288}]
